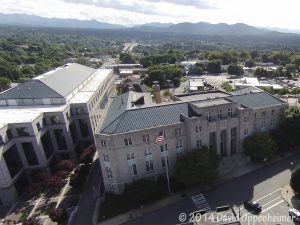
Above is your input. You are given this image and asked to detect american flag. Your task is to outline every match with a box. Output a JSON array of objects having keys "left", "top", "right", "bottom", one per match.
[{"left": 155, "top": 131, "right": 164, "bottom": 144}]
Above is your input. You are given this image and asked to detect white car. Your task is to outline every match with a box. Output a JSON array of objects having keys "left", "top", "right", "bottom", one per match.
[{"left": 289, "top": 208, "right": 300, "bottom": 221}]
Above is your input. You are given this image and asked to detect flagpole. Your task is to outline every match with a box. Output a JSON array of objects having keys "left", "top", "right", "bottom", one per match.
[{"left": 163, "top": 128, "right": 171, "bottom": 194}]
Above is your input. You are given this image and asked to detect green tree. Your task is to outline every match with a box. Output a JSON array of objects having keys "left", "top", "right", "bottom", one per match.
[
  {"left": 244, "top": 133, "right": 278, "bottom": 160},
  {"left": 207, "top": 60, "right": 221, "bottom": 74},
  {"left": 245, "top": 59, "right": 256, "bottom": 69},
  {"left": 254, "top": 67, "right": 269, "bottom": 78},
  {"left": 124, "top": 179, "right": 163, "bottom": 204},
  {"left": 120, "top": 53, "right": 136, "bottom": 64},
  {"left": 174, "top": 147, "right": 221, "bottom": 186},
  {"left": 0, "top": 77, "right": 11, "bottom": 91},
  {"left": 250, "top": 50, "right": 260, "bottom": 60},
  {"left": 227, "top": 63, "right": 244, "bottom": 76},
  {"left": 143, "top": 65, "right": 182, "bottom": 88},
  {"left": 290, "top": 165, "right": 300, "bottom": 195},
  {"left": 286, "top": 63, "right": 297, "bottom": 77},
  {"left": 273, "top": 107, "right": 300, "bottom": 150}
]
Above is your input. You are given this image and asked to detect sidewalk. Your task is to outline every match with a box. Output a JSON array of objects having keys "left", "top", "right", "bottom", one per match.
[{"left": 97, "top": 152, "right": 294, "bottom": 225}]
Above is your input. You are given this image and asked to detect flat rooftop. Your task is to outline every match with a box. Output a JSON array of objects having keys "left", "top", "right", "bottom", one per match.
[
  {"left": 176, "top": 92, "right": 230, "bottom": 102},
  {"left": 192, "top": 98, "right": 232, "bottom": 108}
]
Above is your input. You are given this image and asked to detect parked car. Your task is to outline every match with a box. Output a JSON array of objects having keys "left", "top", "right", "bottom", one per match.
[
  {"left": 289, "top": 208, "right": 300, "bottom": 221},
  {"left": 244, "top": 200, "right": 262, "bottom": 212}
]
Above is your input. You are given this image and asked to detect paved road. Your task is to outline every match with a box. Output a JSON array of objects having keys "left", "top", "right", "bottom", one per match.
[
  {"left": 124, "top": 154, "right": 300, "bottom": 225},
  {"left": 71, "top": 159, "right": 102, "bottom": 225}
]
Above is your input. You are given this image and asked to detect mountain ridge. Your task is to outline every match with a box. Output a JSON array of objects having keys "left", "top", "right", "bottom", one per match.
[{"left": 0, "top": 13, "right": 296, "bottom": 36}]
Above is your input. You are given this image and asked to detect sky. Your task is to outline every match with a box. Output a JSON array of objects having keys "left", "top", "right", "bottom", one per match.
[{"left": 1, "top": 0, "right": 300, "bottom": 30}]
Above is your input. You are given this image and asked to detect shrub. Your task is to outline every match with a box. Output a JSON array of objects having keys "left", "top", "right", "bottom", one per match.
[
  {"left": 56, "top": 160, "right": 76, "bottom": 173},
  {"left": 79, "top": 145, "right": 96, "bottom": 164},
  {"left": 23, "top": 216, "right": 42, "bottom": 225},
  {"left": 47, "top": 175, "right": 66, "bottom": 190},
  {"left": 49, "top": 208, "right": 67, "bottom": 223}
]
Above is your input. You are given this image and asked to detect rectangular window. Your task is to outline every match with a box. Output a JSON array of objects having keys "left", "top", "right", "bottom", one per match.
[
  {"left": 196, "top": 140, "right": 202, "bottom": 148},
  {"left": 101, "top": 140, "right": 106, "bottom": 148},
  {"left": 6, "top": 129, "right": 13, "bottom": 140},
  {"left": 16, "top": 127, "right": 30, "bottom": 137},
  {"left": 206, "top": 112, "right": 211, "bottom": 121},
  {"left": 160, "top": 144, "right": 168, "bottom": 152},
  {"left": 54, "top": 129, "right": 67, "bottom": 150},
  {"left": 271, "top": 119, "right": 275, "bottom": 127},
  {"left": 175, "top": 128, "right": 182, "bottom": 136},
  {"left": 176, "top": 139, "right": 183, "bottom": 148},
  {"left": 143, "top": 134, "right": 150, "bottom": 143},
  {"left": 124, "top": 138, "right": 132, "bottom": 146},
  {"left": 41, "top": 132, "right": 54, "bottom": 159},
  {"left": 132, "top": 164, "right": 137, "bottom": 175},
  {"left": 22, "top": 142, "right": 38, "bottom": 166},
  {"left": 195, "top": 126, "right": 201, "bottom": 133},
  {"left": 244, "top": 129, "right": 249, "bottom": 135},
  {"left": 69, "top": 122, "right": 78, "bottom": 144},
  {"left": 145, "top": 148, "right": 152, "bottom": 156},
  {"left": 3, "top": 145, "right": 23, "bottom": 178},
  {"left": 50, "top": 115, "right": 61, "bottom": 125},
  {"left": 78, "top": 119, "right": 89, "bottom": 138},
  {"left": 254, "top": 113, "right": 257, "bottom": 118},
  {"left": 106, "top": 167, "right": 113, "bottom": 179},
  {"left": 271, "top": 109, "right": 275, "bottom": 115},
  {"left": 36, "top": 122, "right": 41, "bottom": 131},
  {"left": 217, "top": 110, "right": 222, "bottom": 119},
  {"left": 103, "top": 154, "right": 109, "bottom": 162},
  {"left": 126, "top": 152, "right": 135, "bottom": 160},
  {"left": 108, "top": 184, "right": 115, "bottom": 191},
  {"left": 228, "top": 108, "right": 233, "bottom": 117},
  {"left": 146, "top": 160, "right": 154, "bottom": 171}
]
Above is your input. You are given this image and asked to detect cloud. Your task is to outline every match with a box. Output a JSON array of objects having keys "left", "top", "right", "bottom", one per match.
[
  {"left": 144, "top": 0, "right": 216, "bottom": 9},
  {"left": 0, "top": 0, "right": 300, "bottom": 29}
]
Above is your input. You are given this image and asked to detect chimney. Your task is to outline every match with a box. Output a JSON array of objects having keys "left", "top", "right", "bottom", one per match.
[{"left": 152, "top": 81, "right": 161, "bottom": 104}]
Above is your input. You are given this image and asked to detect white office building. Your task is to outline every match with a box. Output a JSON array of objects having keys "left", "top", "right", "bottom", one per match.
[{"left": 0, "top": 63, "right": 115, "bottom": 206}]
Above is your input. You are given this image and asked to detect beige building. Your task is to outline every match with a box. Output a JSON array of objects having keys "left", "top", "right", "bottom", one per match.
[
  {"left": 0, "top": 63, "right": 115, "bottom": 206},
  {"left": 95, "top": 89, "right": 288, "bottom": 194}
]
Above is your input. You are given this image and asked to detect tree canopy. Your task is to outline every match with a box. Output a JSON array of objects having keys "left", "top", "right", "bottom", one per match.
[
  {"left": 272, "top": 107, "right": 300, "bottom": 150},
  {"left": 244, "top": 133, "right": 278, "bottom": 160},
  {"left": 142, "top": 64, "right": 183, "bottom": 88},
  {"left": 290, "top": 165, "right": 300, "bottom": 195},
  {"left": 0, "top": 77, "right": 11, "bottom": 91},
  {"left": 227, "top": 63, "right": 244, "bottom": 76},
  {"left": 174, "top": 147, "right": 221, "bottom": 186},
  {"left": 207, "top": 60, "right": 221, "bottom": 74}
]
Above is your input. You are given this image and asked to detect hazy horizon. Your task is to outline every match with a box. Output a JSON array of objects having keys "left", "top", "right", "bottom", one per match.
[{"left": 1, "top": 0, "right": 300, "bottom": 31}]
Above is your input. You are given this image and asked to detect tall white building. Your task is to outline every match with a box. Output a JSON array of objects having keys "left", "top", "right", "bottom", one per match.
[
  {"left": 95, "top": 89, "right": 288, "bottom": 194},
  {"left": 0, "top": 63, "right": 115, "bottom": 206}
]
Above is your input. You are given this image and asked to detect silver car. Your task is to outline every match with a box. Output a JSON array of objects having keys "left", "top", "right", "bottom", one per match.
[{"left": 289, "top": 208, "right": 300, "bottom": 221}]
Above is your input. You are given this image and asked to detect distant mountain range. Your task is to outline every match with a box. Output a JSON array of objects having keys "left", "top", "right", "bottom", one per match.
[
  {"left": 0, "top": 13, "right": 124, "bottom": 29},
  {"left": 0, "top": 13, "right": 296, "bottom": 36}
]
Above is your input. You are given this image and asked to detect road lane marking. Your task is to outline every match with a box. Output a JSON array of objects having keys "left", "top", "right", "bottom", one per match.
[
  {"left": 261, "top": 196, "right": 282, "bottom": 207},
  {"left": 254, "top": 188, "right": 282, "bottom": 202},
  {"left": 261, "top": 200, "right": 284, "bottom": 213}
]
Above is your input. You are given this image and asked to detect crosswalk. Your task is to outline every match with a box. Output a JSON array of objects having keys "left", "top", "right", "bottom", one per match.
[{"left": 191, "top": 193, "right": 212, "bottom": 212}]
